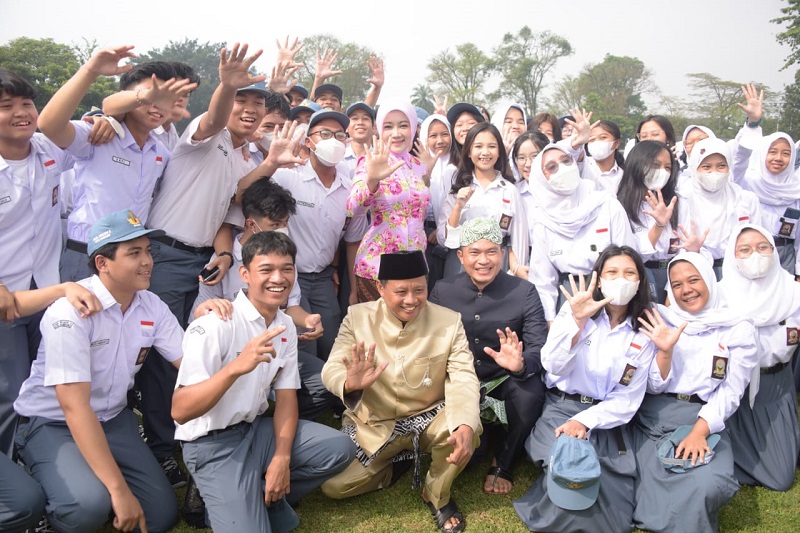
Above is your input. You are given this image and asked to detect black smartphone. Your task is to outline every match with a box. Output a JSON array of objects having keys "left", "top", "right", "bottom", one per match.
[
  {"left": 296, "top": 326, "right": 314, "bottom": 335},
  {"left": 200, "top": 266, "right": 220, "bottom": 282}
]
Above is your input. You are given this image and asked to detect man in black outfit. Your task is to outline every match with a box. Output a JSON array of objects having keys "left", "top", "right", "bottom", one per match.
[{"left": 429, "top": 218, "right": 547, "bottom": 495}]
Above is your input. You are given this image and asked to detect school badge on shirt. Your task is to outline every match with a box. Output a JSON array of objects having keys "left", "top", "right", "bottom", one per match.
[
  {"left": 711, "top": 355, "right": 728, "bottom": 380},
  {"left": 136, "top": 347, "right": 150, "bottom": 365},
  {"left": 787, "top": 327, "right": 799, "bottom": 346}
]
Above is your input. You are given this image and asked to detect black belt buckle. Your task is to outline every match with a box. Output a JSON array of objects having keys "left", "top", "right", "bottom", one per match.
[
  {"left": 580, "top": 395, "right": 594, "bottom": 404},
  {"left": 676, "top": 393, "right": 691, "bottom": 402}
]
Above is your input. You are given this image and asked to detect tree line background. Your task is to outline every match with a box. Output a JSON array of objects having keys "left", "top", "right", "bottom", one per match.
[{"left": 4, "top": 4, "right": 800, "bottom": 142}]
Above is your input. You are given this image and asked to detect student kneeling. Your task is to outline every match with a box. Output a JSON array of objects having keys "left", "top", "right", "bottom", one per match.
[{"left": 172, "top": 232, "right": 355, "bottom": 532}]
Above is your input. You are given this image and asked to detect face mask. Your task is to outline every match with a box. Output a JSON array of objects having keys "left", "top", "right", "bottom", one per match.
[
  {"left": 273, "top": 227, "right": 290, "bottom": 237},
  {"left": 696, "top": 171, "right": 729, "bottom": 192},
  {"left": 735, "top": 252, "right": 774, "bottom": 279},
  {"left": 256, "top": 131, "right": 274, "bottom": 152},
  {"left": 312, "top": 138, "right": 346, "bottom": 167},
  {"left": 547, "top": 163, "right": 581, "bottom": 194},
  {"left": 600, "top": 277, "right": 640, "bottom": 306},
  {"left": 588, "top": 141, "right": 614, "bottom": 161},
  {"left": 644, "top": 168, "right": 670, "bottom": 190}
]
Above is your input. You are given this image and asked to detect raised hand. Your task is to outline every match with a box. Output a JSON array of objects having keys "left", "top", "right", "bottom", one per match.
[
  {"left": 643, "top": 189, "right": 676, "bottom": 228},
  {"left": 84, "top": 45, "right": 136, "bottom": 77},
  {"left": 229, "top": 326, "right": 286, "bottom": 377},
  {"left": 484, "top": 328, "right": 524, "bottom": 373},
  {"left": 637, "top": 307, "right": 686, "bottom": 353},
  {"left": 365, "top": 56, "right": 384, "bottom": 88},
  {"left": 565, "top": 107, "right": 596, "bottom": 147},
  {"left": 414, "top": 137, "right": 442, "bottom": 174},
  {"left": 265, "top": 120, "right": 305, "bottom": 169},
  {"left": 219, "top": 43, "right": 265, "bottom": 90},
  {"left": 736, "top": 83, "right": 764, "bottom": 124},
  {"left": 433, "top": 95, "right": 448, "bottom": 116},
  {"left": 365, "top": 135, "right": 405, "bottom": 188},
  {"left": 502, "top": 128, "right": 517, "bottom": 155},
  {"left": 269, "top": 61, "right": 300, "bottom": 95},
  {"left": 142, "top": 75, "right": 197, "bottom": 117},
  {"left": 275, "top": 36, "right": 304, "bottom": 68},
  {"left": 455, "top": 186, "right": 475, "bottom": 207},
  {"left": 559, "top": 272, "right": 613, "bottom": 329},
  {"left": 342, "top": 342, "right": 388, "bottom": 393},
  {"left": 674, "top": 220, "right": 709, "bottom": 253},
  {"left": 315, "top": 49, "right": 342, "bottom": 81}
]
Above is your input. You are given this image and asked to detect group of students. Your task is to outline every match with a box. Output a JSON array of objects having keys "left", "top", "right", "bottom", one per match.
[{"left": 0, "top": 34, "right": 798, "bottom": 533}]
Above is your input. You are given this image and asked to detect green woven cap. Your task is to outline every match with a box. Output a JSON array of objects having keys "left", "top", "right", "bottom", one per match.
[{"left": 460, "top": 218, "right": 503, "bottom": 247}]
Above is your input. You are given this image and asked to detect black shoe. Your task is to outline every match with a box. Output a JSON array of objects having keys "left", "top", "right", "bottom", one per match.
[
  {"left": 182, "top": 476, "right": 208, "bottom": 529},
  {"left": 160, "top": 455, "right": 187, "bottom": 488},
  {"left": 29, "top": 515, "right": 54, "bottom": 533}
]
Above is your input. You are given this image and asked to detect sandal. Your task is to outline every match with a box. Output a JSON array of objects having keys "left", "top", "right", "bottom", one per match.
[
  {"left": 483, "top": 465, "right": 514, "bottom": 494},
  {"left": 424, "top": 497, "right": 466, "bottom": 533}
]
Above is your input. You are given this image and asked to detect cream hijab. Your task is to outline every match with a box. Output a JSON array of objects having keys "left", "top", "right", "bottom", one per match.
[{"left": 744, "top": 132, "right": 800, "bottom": 206}]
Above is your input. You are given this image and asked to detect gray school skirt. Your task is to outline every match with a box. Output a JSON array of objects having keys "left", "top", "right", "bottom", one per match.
[
  {"left": 513, "top": 392, "right": 636, "bottom": 533},
  {"left": 631, "top": 393, "right": 739, "bottom": 533},
  {"left": 727, "top": 362, "right": 800, "bottom": 491}
]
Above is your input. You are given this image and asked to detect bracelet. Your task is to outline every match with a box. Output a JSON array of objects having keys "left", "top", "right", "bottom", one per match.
[
  {"left": 218, "top": 251, "right": 234, "bottom": 268},
  {"left": 746, "top": 117, "right": 762, "bottom": 128},
  {"left": 135, "top": 88, "right": 150, "bottom": 107},
  {"left": 655, "top": 221, "right": 667, "bottom": 228}
]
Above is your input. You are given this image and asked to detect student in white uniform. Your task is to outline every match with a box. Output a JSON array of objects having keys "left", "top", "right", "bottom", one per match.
[
  {"left": 14, "top": 210, "right": 184, "bottom": 533},
  {"left": 582, "top": 120, "right": 625, "bottom": 194},
  {"left": 514, "top": 245, "right": 664, "bottom": 533},
  {"left": 491, "top": 101, "right": 527, "bottom": 175},
  {"left": 682, "top": 137, "right": 761, "bottom": 279},
  {"left": 173, "top": 231, "right": 355, "bottom": 532},
  {"left": 720, "top": 225, "right": 800, "bottom": 491},
  {"left": 738, "top": 133, "right": 800, "bottom": 275},
  {"left": 527, "top": 144, "right": 636, "bottom": 323},
  {"left": 631, "top": 252, "right": 758, "bottom": 533},
  {"left": 511, "top": 131, "right": 550, "bottom": 255},
  {"left": 443, "top": 122, "right": 529, "bottom": 279}
]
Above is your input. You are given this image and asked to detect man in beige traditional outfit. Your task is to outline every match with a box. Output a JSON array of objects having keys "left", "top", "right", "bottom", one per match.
[{"left": 321, "top": 250, "right": 481, "bottom": 533}]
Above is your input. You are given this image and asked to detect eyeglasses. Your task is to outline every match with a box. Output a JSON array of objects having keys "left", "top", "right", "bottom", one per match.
[
  {"left": 735, "top": 243, "right": 774, "bottom": 257},
  {"left": 543, "top": 156, "right": 574, "bottom": 174},
  {"left": 637, "top": 130, "right": 665, "bottom": 141},
  {"left": 515, "top": 154, "right": 538, "bottom": 165},
  {"left": 308, "top": 129, "right": 347, "bottom": 142}
]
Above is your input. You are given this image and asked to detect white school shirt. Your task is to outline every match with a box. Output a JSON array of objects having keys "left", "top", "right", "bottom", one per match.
[
  {"left": 687, "top": 186, "right": 761, "bottom": 261},
  {"left": 581, "top": 158, "right": 623, "bottom": 194},
  {"left": 65, "top": 120, "right": 169, "bottom": 243},
  {"left": 756, "top": 311, "right": 800, "bottom": 368},
  {"left": 528, "top": 198, "right": 636, "bottom": 320},
  {"left": 430, "top": 163, "right": 457, "bottom": 246},
  {"left": 442, "top": 173, "right": 530, "bottom": 265},
  {"left": 146, "top": 114, "right": 257, "bottom": 247},
  {"left": 646, "top": 318, "right": 758, "bottom": 434},
  {"left": 191, "top": 232, "right": 301, "bottom": 316},
  {"left": 271, "top": 162, "right": 368, "bottom": 273},
  {"left": 174, "top": 290, "right": 300, "bottom": 442},
  {"left": 515, "top": 178, "right": 539, "bottom": 244},
  {"left": 0, "top": 134, "right": 71, "bottom": 291},
  {"left": 542, "top": 303, "right": 656, "bottom": 431},
  {"left": 14, "top": 275, "right": 183, "bottom": 422},
  {"left": 153, "top": 123, "right": 180, "bottom": 153}
]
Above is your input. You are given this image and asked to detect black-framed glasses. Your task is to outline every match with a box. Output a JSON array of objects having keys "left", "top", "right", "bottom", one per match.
[{"left": 308, "top": 129, "right": 347, "bottom": 142}]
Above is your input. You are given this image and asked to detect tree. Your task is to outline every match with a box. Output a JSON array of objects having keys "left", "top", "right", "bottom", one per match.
[
  {"left": 426, "top": 43, "right": 493, "bottom": 104},
  {"left": 293, "top": 35, "right": 380, "bottom": 106},
  {"left": 411, "top": 84, "right": 434, "bottom": 113},
  {"left": 685, "top": 73, "right": 750, "bottom": 137},
  {"left": 773, "top": 0, "right": 800, "bottom": 69},
  {"left": 547, "top": 75, "right": 585, "bottom": 114},
  {"left": 489, "top": 27, "right": 572, "bottom": 115},
  {"left": 0, "top": 37, "right": 117, "bottom": 117},
  {"left": 137, "top": 38, "right": 227, "bottom": 129}
]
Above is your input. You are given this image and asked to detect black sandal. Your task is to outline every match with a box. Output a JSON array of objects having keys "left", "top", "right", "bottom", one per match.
[
  {"left": 484, "top": 465, "right": 514, "bottom": 494},
  {"left": 424, "top": 497, "right": 466, "bottom": 533}
]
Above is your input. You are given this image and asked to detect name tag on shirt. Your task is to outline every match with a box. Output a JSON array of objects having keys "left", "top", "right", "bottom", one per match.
[{"left": 112, "top": 156, "right": 131, "bottom": 166}]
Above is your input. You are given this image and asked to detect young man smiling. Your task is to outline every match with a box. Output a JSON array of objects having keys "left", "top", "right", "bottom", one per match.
[{"left": 172, "top": 231, "right": 354, "bottom": 531}]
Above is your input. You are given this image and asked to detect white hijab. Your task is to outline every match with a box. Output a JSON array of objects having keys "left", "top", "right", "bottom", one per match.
[
  {"left": 493, "top": 102, "right": 528, "bottom": 181},
  {"left": 419, "top": 114, "right": 453, "bottom": 225},
  {"left": 744, "top": 132, "right": 800, "bottom": 206},
  {"left": 529, "top": 144, "right": 609, "bottom": 239},
  {"left": 683, "top": 137, "right": 743, "bottom": 251},
  {"left": 661, "top": 252, "right": 743, "bottom": 335}
]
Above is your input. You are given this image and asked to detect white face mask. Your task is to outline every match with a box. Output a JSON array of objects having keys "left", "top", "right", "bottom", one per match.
[
  {"left": 644, "top": 167, "right": 670, "bottom": 190},
  {"left": 600, "top": 277, "right": 640, "bottom": 306},
  {"left": 256, "top": 131, "right": 274, "bottom": 152},
  {"left": 547, "top": 163, "right": 581, "bottom": 194},
  {"left": 312, "top": 138, "right": 346, "bottom": 167},
  {"left": 696, "top": 171, "right": 729, "bottom": 192},
  {"left": 735, "top": 252, "right": 774, "bottom": 279},
  {"left": 588, "top": 140, "right": 614, "bottom": 161},
  {"left": 253, "top": 220, "right": 290, "bottom": 238}
]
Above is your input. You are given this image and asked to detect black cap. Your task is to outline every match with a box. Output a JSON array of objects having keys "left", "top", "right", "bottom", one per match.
[
  {"left": 378, "top": 251, "right": 428, "bottom": 280},
  {"left": 345, "top": 101, "right": 375, "bottom": 121},
  {"left": 446, "top": 102, "right": 485, "bottom": 128},
  {"left": 314, "top": 83, "right": 343, "bottom": 102}
]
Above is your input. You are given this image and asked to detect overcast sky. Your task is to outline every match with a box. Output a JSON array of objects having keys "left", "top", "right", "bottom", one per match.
[{"left": 1, "top": 0, "right": 794, "bottom": 113}]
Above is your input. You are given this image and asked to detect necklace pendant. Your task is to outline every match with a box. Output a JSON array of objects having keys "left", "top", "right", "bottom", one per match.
[{"left": 422, "top": 377, "right": 433, "bottom": 388}]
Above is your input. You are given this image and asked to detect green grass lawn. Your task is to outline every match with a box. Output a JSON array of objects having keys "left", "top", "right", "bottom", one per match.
[{"left": 147, "top": 444, "right": 800, "bottom": 533}]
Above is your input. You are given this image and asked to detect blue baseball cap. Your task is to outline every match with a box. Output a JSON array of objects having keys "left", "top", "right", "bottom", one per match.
[
  {"left": 88, "top": 210, "right": 164, "bottom": 255},
  {"left": 415, "top": 106, "right": 430, "bottom": 124},
  {"left": 313, "top": 83, "right": 343, "bottom": 102},
  {"left": 289, "top": 83, "right": 308, "bottom": 100},
  {"left": 547, "top": 434, "right": 601, "bottom": 511},
  {"left": 237, "top": 80, "right": 270, "bottom": 100},
  {"left": 657, "top": 425, "right": 721, "bottom": 473},
  {"left": 289, "top": 99, "right": 321, "bottom": 122},
  {"left": 345, "top": 101, "right": 375, "bottom": 121},
  {"left": 308, "top": 109, "right": 349, "bottom": 132}
]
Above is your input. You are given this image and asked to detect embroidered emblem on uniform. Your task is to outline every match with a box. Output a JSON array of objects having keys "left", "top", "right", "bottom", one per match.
[
  {"left": 619, "top": 363, "right": 637, "bottom": 386},
  {"left": 52, "top": 320, "right": 74, "bottom": 329},
  {"left": 590, "top": 244, "right": 597, "bottom": 252},
  {"left": 90, "top": 338, "right": 110, "bottom": 347},
  {"left": 217, "top": 144, "right": 228, "bottom": 156},
  {"left": 296, "top": 200, "right": 315, "bottom": 208},
  {"left": 0, "top": 196, "right": 10, "bottom": 205},
  {"left": 584, "top": 339, "right": 591, "bottom": 346},
  {"left": 711, "top": 355, "right": 727, "bottom": 379},
  {"left": 189, "top": 325, "right": 205, "bottom": 335},
  {"left": 112, "top": 156, "right": 131, "bottom": 166},
  {"left": 787, "top": 327, "right": 799, "bottom": 346},
  {"left": 136, "top": 347, "right": 151, "bottom": 365},
  {"left": 549, "top": 250, "right": 563, "bottom": 256},
  {"left": 499, "top": 214, "right": 512, "bottom": 230}
]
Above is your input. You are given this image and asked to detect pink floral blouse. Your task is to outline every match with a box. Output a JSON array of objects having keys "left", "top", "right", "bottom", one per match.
[{"left": 347, "top": 152, "right": 430, "bottom": 280}]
